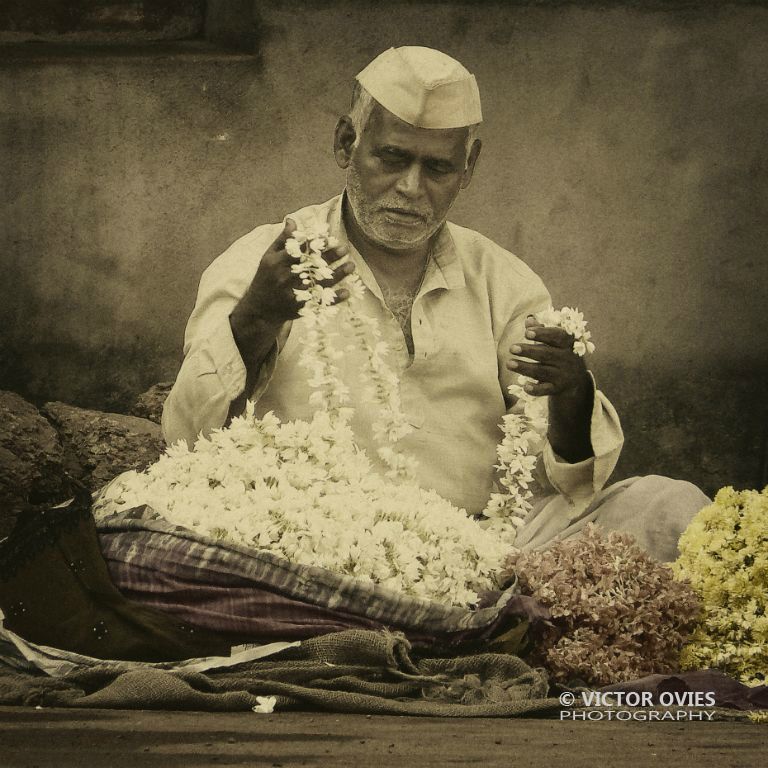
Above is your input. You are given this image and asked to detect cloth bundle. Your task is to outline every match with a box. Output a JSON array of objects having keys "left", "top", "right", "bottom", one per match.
[
  {"left": 0, "top": 626, "right": 561, "bottom": 716},
  {"left": 96, "top": 504, "right": 545, "bottom": 651}
]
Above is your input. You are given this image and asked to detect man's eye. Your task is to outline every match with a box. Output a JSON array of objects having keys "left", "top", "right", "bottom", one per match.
[
  {"left": 380, "top": 153, "right": 407, "bottom": 166},
  {"left": 426, "top": 162, "right": 454, "bottom": 175}
]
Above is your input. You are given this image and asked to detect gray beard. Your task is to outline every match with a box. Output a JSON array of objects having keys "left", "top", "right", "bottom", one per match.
[{"left": 345, "top": 161, "right": 443, "bottom": 251}]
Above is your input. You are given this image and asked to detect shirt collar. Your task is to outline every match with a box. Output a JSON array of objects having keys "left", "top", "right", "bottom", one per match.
[
  {"left": 427, "top": 223, "right": 465, "bottom": 292},
  {"left": 328, "top": 192, "right": 466, "bottom": 296}
]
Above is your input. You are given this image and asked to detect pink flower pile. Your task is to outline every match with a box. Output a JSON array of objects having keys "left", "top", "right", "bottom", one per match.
[{"left": 504, "top": 524, "right": 701, "bottom": 686}]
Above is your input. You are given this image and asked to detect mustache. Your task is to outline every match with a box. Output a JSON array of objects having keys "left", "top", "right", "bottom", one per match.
[{"left": 380, "top": 202, "right": 432, "bottom": 219}]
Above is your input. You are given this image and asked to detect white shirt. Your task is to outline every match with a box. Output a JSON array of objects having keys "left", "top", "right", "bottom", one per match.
[{"left": 162, "top": 194, "right": 624, "bottom": 518}]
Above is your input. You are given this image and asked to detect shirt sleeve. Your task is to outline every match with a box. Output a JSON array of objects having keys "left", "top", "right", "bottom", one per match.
[
  {"left": 496, "top": 285, "right": 625, "bottom": 508},
  {"left": 161, "top": 224, "right": 288, "bottom": 447},
  {"left": 541, "top": 373, "right": 624, "bottom": 508}
]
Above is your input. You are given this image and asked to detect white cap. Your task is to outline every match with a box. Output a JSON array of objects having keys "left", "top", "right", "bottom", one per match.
[{"left": 356, "top": 46, "right": 482, "bottom": 129}]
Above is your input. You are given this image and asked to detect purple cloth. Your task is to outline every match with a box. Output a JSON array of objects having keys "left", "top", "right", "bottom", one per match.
[
  {"left": 97, "top": 509, "right": 547, "bottom": 649},
  {"left": 602, "top": 669, "right": 768, "bottom": 712}
]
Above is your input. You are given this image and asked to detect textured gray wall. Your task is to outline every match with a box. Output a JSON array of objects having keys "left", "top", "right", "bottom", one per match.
[
  {"left": 1, "top": 1, "right": 766, "bottom": 495},
  {"left": 0, "top": 0, "right": 205, "bottom": 43}
]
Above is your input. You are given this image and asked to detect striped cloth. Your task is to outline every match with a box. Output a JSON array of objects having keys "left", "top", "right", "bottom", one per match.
[{"left": 97, "top": 507, "right": 546, "bottom": 648}]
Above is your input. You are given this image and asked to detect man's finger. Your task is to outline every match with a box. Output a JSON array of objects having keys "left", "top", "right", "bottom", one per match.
[
  {"left": 322, "top": 243, "right": 350, "bottom": 266},
  {"left": 506, "top": 359, "right": 557, "bottom": 381},
  {"left": 523, "top": 380, "right": 555, "bottom": 396},
  {"left": 524, "top": 325, "right": 574, "bottom": 349},
  {"left": 271, "top": 218, "right": 298, "bottom": 252},
  {"left": 509, "top": 342, "right": 556, "bottom": 363},
  {"left": 332, "top": 287, "right": 351, "bottom": 304},
  {"left": 318, "top": 260, "right": 355, "bottom": 288}
]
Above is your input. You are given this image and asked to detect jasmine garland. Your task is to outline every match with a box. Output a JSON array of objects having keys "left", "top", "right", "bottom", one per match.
[
  {"left": 287, "top": 223, "right": 416, "bottom": 481},
  {"left": 482, "top": 307, "right": 595, "bottom": 536}
]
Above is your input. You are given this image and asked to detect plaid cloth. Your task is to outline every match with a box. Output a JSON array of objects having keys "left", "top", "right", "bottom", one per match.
[{"left": 97, "top": 506, "right": 547, "bottom": 649}]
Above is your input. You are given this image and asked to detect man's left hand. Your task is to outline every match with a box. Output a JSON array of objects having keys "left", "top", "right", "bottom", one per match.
[
  {"left": 507, "top": 314, "right": 594, "bottom": 462},
  {"left": 506, "top": 315, "right": 591, "bottom": 398}
]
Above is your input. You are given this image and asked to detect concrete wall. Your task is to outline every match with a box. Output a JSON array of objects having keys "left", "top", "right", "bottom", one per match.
[
  {"left": 0, "top": 0, "right": 205, "bottom": 44},
  {"left": 1, "top": 1, "right": 766, "bottom": 495}
]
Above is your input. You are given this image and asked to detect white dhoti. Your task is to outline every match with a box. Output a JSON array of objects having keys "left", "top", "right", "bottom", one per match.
[{"left": 515, "top": 475, "right": 711, "bottom": 563}]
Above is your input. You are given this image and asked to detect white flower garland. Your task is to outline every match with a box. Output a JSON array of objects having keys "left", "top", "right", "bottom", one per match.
[
  {"left": 287, "top": 222, "right": 416, "bottom": 481},
  {"left": 481, "top": 307, "right": 596, "bottom": 539}
]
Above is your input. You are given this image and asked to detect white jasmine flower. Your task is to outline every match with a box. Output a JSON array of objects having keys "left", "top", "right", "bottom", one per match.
[
  {"left": 252, "top": 696, "right": 277, "bottom": 714},
  {"left": 285, "top": 239, "right": 303, "bottom": 258},
  {"left": 293, "top": 288, "right": 313, "bottom": 304},
  {"left": 309, "top": 237, "right": 326, "bottom": 253}
]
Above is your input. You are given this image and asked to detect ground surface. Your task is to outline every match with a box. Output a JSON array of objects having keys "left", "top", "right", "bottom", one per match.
[{"left": 0, "top": 707, "right": 765, "bottom": 768}]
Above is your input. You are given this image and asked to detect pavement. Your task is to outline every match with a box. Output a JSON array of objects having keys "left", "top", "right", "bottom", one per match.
[{"left": 0, "top": 707, "right": 765, "bottom": 768}]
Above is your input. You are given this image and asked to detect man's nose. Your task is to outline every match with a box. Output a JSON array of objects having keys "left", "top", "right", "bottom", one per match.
[{"left": 394, "top": 162, "right": 424, "bottom": 198}]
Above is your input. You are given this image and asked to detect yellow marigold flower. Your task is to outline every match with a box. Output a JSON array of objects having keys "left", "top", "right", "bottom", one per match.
[{"left": 675, "top": 486, "right": 768, "bottom": 686}]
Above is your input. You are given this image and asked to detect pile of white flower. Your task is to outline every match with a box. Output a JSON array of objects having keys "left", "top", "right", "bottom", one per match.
[
  {"left": 95, "top": 223, "right": 595, "bottom": 607},
  {"left": 96, "top": 405, "right": 509, "bottom": 606}
]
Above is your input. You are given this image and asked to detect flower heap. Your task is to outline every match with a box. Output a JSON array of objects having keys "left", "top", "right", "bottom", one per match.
[
  {"left": 504, "top": 524, "right": 701, "bottom": 686},
  {"left": 95, "top": 404, "right": 509, "bottom": 606},
  {"left": 481, "top": 307, "right": 595, "bottom": 539},
  {"left": 674, "top": 486, "right": 768, "bottom": 686}
]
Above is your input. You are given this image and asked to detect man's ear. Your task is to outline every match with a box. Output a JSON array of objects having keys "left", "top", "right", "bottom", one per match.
[
  {"left": 460, "top": 139, "right": 482, "bottom": 189},
  {"left": 334, "top": 116, "right": 357, "bottom": 170}
]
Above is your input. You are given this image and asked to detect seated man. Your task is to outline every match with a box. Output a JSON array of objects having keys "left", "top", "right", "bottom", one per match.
[{"left": 162, "top": 46, "right": 708, "bottom": 562}]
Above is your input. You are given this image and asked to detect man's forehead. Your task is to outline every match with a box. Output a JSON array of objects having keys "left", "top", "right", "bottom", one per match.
[{"left": 365, "top": 103, "right": 468, "bottom": 158}]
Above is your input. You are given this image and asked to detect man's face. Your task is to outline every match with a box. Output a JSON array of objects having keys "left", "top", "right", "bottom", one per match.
[{"left": 344, "top": 106, "right": 478, "bottom": 251}]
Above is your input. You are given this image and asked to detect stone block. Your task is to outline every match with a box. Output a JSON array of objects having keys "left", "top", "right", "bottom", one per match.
[
  {"left": 0, "top": 391, "right": 69, "bottom": 537},
  {"left": 42, "top": 402, "right": 164, "bottom": 493},
  {"left": 130, "top": 382, "right": 173, "bottom": 425}
]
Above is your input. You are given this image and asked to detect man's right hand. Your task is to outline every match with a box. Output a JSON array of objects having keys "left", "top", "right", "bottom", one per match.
[
  {"left": 233, "top": 218, "right": 355, "bottom": 328},
  {"left": 227, "top": 219, "right": 355, "bottom": 420}
]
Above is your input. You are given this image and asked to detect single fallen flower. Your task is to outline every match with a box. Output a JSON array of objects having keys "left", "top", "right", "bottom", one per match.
[{"left": 252, "top": 695, "right": 277, "bottom": 714}]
